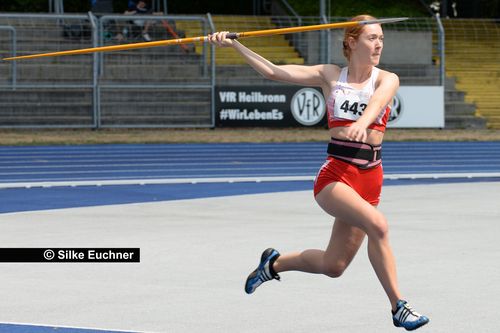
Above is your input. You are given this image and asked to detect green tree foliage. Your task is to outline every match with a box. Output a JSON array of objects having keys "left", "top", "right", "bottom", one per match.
[
  {"left": 286, "top": 0, "right": 427, "bottom": 17},
  {"left": 0, "top": 0, "right": 47, "bottom": 11},
  {"left": 0, "top": 0, "right": 497, "bottom": 17},
  {"left": 0, "top": 0, "right": 90, "bottom": 12}
]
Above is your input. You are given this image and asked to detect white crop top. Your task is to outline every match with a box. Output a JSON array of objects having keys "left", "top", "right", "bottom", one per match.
[{"left": 327, "top": 67, "right": 390, "bottom": 132}]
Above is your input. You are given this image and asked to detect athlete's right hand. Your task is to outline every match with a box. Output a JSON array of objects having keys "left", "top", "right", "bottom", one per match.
[{"left": 207, "top": 31, "right": 234, "bottom": 47}]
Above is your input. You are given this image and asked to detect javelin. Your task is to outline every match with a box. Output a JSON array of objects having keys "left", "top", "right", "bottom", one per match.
[{"left": 2, "top": 17, "right": 408, "bottom": 61}]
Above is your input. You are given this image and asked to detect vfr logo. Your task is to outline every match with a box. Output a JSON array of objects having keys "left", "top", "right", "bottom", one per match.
[
  {"left": 389, "top": 93, "right": 403, "bottom": 123},
  {"left": 290, "top": 88, "right": 326, "bottom": 126}
]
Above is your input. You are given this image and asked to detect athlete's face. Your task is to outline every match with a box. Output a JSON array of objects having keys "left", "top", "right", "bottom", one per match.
[{"left": 350, "top": 24, "right": 384, "bottom": 65}]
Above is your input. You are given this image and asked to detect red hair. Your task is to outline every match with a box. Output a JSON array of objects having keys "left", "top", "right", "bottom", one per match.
[{"left": 343, "top": 15, "right": 378, "bottom": 60}]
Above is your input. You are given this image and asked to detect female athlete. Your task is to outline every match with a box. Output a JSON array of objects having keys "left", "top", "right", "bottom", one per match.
[{"left": 208, "top": 14, "right": 429, "bottom": 331}]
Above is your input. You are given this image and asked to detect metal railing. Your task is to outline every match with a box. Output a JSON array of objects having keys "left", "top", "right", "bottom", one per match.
[
  {"left": 48, "top": 0, "right": 64, "bottom": 14},
  {"left": 96, "top": 14, "right": 213, "bottom": 128},
  {"left": 88, "top": 12, "right": 100, "bottom": 128},
  {"left": 207, "top": 13, "right": 216, "bottom": 128},
  {"left": 0, "top": 13, "right": 214, "bottom": 128},
  {"left": 152, "top": 0, "right": 168, "bottom": 14},
  {"left": 435, "top": 14, "right": 445, "bottom": 86},
  {"left": 0, "top": 13, "right": 95, "bottom": 128},
  {"left": 0, "top": 25, "right": 17, "bottom": 89}
]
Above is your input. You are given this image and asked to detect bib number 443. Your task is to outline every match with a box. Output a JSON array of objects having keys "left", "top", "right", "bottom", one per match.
[{"left": 340, "top": 100, "right": 367, "bottom": 116}]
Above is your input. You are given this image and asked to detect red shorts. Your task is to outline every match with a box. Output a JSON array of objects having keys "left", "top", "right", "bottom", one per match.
[{"left": 313, "top": 157, "right": 383, "bottom": 206}]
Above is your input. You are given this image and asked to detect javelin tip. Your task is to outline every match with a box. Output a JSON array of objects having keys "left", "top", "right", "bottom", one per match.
[{"left": 360, "top": 17, "right": 409, "bottom": 25}]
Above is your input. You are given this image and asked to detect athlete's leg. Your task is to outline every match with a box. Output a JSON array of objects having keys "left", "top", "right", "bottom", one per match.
[
  {"left": 272, "top": 218, "right": 366, "bottom": 278},
  {"left": 314, "top": 181, "right": 402, "bottom": 310}
]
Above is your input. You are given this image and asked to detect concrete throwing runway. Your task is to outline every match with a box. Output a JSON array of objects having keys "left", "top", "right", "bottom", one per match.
[{"left": 1, "top": 181, "right": 499, "bottom": 333}]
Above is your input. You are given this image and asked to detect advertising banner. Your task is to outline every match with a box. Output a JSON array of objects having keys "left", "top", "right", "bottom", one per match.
[
  {"left": 215, "top": 86, "right": 327, "bottom": 127},
  {"left": 216, "top": 85, "right": 444, "bottom": 128}
]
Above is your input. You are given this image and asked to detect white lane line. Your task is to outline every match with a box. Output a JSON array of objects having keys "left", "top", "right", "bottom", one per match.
[
  {"left": 1, "top": 173, "right": 500, "bottom": 189},
  {"left": 0, "top": 166, "right": 318, "bottom": 176},
  {"left": 0, "top": 160, "right": 323, "bottom": 170},
  {"left": 0, "top": 320, "right": 142, "bottom": 333},
  {"left": 2, "top": 163, "right": 500, "bottom": 177},
  {"left": 0, "top": 176, "right": 314, "bottom": 189}
]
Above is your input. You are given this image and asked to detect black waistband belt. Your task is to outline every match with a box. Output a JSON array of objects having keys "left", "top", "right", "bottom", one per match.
[{"left": 327, "top": 138, "right": 382, "bottom": 169}]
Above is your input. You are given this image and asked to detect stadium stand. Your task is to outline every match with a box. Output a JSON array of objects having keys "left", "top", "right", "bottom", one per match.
[
  {"left": 0, "top": 13, "right": 494, "bottom": 129},
  {"left": 177, "top": 15, "right": 303, "bottom": 65},
  {"left": 0, "top": 14, "right": 211, "bottom": 127},
  {"left": 443, "top": 19, "right": 500, "bottom": 129}
]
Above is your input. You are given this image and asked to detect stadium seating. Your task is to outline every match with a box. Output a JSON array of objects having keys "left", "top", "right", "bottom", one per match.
[
  {"left": 443, "top": 19, "right": 500, "bottom": 129},
  {"left": 176, "top": 15, "right": 304, "bottom": 65},
  {"left": 0, "top": 14, "right": 495, "bottom": 128}
]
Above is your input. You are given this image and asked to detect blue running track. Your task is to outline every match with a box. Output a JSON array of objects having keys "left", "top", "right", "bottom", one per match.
[{"left": 1, "top": 141, "right": 499, "bottom": 213}]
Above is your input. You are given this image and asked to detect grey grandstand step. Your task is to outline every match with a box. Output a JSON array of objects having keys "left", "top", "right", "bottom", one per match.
[
  {"left": 0, "top": 24, "right": 89, "bottom": 40},
  {"left": 7, "top": 48, "right": 199, "bottom": 64},
  {"left": 101, "top": 65, "right": 206, "bottom": 80},
  {"left": 0, "top": 116, "right": 94, "bottom": 128},
  {"left": 0, "top": 89, "right": 92, "bottom": 103},
  {"left": 216, "top": 65, "right": 442, "bottom": 86},
  {"left": 0, "top": 66, "right": 208, "bottom": 83},
  {"left": 216, "top": 76, "right": 442, "bottom": 86},
  {"left": 100, "top": 114, "right": 211, "bottom": 121},
  {"left": 0, "top": 52, "right": 200, "bottom": 67},
  {"left": 100, "top": 110, "right": 212, "bottom": 126},
  {"left": 0, "top": 105, "right": 92, "bottom": 117},
  {"left": 0, "top": 117, "right": 93, "bottom": 126},
  {"left": 13, "top": 65, "right": 93, "bottom": 82},
  {"left": 8, "top": 41, "right": 93, "bottom": 54},
  {"left": 100, "top": 118, "right": 211, "bottom": 126},
  {"left": 101, "top": 102, "right": 210, "bottom": 114},
  {"left": 445, "top": 115, "right": 487, "bottom": 129},
  {"left": 380, "top": 64, "right": 440, "bottom": 77},
  {"left": 9, "top": 45, "right": 197, "bottom": 60},
  {"left": 216, "top": 77, "right": 279, "bottom": 85},
  {"left": 0, "top": 64, "right": 92, "bottom": 81},
  {"left": 0, "top": 109, "right": 93, "bottom": 125},
  {"left": 217, "top": 64, "right": 440, "bottom": 78},
  {"left": 398, "top": 77, "right": 441, "bottom": 85},
  {"left": 445, "top": 101, "right": 476, "bottom": 115},
  {"left": 445, "top": 77, "right": 458, "bottom": 89},
  {"left": 100, "top": 90, "right": 211, "bottom": 103},
  {"left": 102, "top": 52, "right": 201, "bottom": 64},
  {"left": 0, "top": 87, "right": 94, "bottom": 126},
  {"left": 445, "top": 90, "right": 466, "bottom": 102}
]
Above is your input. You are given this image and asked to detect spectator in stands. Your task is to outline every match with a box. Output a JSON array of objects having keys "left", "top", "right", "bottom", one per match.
[
  {"left": 208, "top": 14, "right": 430, "bottom": 331},
  {"left": 115, "top": 0, "right": 154, "bottom": 42},
  {"left": 126, "top": 0, "right": 153, "bottom": 41}
]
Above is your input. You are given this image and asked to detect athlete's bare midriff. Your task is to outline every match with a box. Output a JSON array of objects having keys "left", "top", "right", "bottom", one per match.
[{"left": 329, "top": 126, "right": 384, "bottom": 146}]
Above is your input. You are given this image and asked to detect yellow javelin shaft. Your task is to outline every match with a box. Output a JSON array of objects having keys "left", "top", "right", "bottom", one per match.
[{"left": 3, "top": 17, "right": 407, "bottom": 61}]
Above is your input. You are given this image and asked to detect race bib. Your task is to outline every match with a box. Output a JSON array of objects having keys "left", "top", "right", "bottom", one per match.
[{"left": 333, "top": 90, "right": 371, "bottom": 121}]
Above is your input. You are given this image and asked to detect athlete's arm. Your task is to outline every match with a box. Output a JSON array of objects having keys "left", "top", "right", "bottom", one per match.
[
  {"left": 208, "top": 31, "right": 335, "bottom": 88},
  {"left": 346, "top": 71, "right": 399, "bottom": 142}
]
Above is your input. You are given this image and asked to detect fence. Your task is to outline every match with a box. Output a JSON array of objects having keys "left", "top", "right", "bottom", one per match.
[
  {"left": 0, "top": 13, "right": 214, "bottom": 128},
  {"left": 0, "top": 13, "right": 444, "bottom": 128}
]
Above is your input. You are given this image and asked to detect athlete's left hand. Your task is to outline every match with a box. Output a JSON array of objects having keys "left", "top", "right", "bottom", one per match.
[{"left": 346, "top": 122, "right": 367, "bottom": 142}]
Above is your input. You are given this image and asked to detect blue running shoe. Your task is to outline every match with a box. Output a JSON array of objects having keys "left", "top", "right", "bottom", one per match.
[
  {"left": 245, "top": 248, "right": 280, "bottom": 294},
  {"left": 392, "top": 300, "right": 429, "bottom": 331}
]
